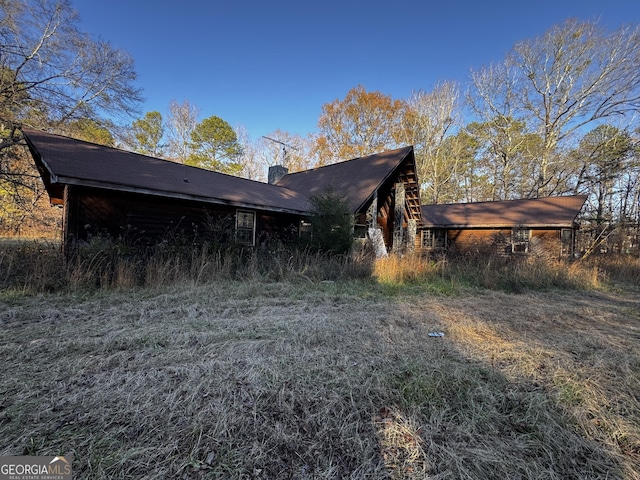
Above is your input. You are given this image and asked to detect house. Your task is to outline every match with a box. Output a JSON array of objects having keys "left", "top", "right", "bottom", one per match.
[
  {"left": 22, "top": 128, "right": 420, "bottom": 255},
  {"left": 23, "top": 128, "right": 588, "bottom": 259},
  {"left": 419, "top": 196, "right": 588, "bottom": 257}
]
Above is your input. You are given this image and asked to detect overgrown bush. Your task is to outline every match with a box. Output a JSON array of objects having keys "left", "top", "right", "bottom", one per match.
[
  {"left": 0, "top": 239, "right": 65, "bottom": 292},
  {"left": 307, "top": 186, "right": 354, "bottom": 254},
  {"left": 582, "top": 253, "right": 640, "bottom": 286},
  {"left": 0, "top": 236, "right": 375, "bottom": 293}
]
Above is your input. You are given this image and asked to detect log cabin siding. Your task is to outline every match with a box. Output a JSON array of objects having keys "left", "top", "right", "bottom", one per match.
[
  {"left": 27, "top": 129, "right": 587, "bottom": 259},
  {"left": 419, "top": 227, "right": 573, "bottom": 257},
  {"left": 25, "top": 129, "right": 423, "bottom": 256},
  {"left": 68, "top": 186, "right": 303, "bottom": 247},
  {"left": 419, "top": 196, "right": 587, "bottom": 258}
]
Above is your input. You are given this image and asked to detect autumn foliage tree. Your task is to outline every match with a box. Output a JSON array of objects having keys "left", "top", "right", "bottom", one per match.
[
  {"left": 313, "top": 84, "right": 464, "bottom": 203},
  {"left": 314, "top": 85, "right": 404, "bottom": 164}
]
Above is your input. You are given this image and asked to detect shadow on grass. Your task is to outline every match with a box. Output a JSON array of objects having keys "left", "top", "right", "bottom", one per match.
[{"left": 378, "top": 289, "right": 638, "bottom": 479}]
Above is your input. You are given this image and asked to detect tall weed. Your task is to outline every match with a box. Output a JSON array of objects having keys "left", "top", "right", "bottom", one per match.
[
  {"left": 1, "top": 237, "right": 637, "bottom": 294},
  {"left": 373, "top": 252, "right": 619, "bottom": 293},
  {"left": 0, "top": 238, "right": 375, "bottom": 293}
]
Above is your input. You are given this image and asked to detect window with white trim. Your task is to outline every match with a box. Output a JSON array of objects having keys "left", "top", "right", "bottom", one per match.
[
  {"left": 299, "top": 219, "right": 312, "bottom": 240},
  {"left": 421, "top": 228, "right": 447, "bottom": 250},
  {"left": 236, "top": 210, "right": 256, "bottom": 246},
  {"left": 511, "top": 228, "right": 530, "bottom": 253}
]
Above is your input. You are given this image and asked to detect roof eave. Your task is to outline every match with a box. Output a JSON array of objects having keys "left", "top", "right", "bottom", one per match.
[
  {"left": 24, "top": 135, "right": 59, "bottom": 183},
  {"left": 420, "top": 223, "right": 579, "bottom": 229}
]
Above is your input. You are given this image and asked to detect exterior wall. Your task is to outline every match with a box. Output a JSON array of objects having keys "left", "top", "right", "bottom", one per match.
[
  {"left": 65, "top": 186, "right": 303, "bottom": 249},
  {"left": 531, "top": 230, "right": 563, "bottom": 256},
  {"left": 419, "top": 227, "right": 575, "bottom": 257}
]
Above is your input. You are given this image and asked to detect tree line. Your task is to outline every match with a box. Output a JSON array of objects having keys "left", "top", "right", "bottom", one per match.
[
  {"left": 121, "top": 102, "right": 314, "bottom": 180},
  {"left": 1, "top": 0, "right": 639, "bottom": 250}
]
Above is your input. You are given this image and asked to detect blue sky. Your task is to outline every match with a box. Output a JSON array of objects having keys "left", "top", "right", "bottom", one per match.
[{"left": 73, "top": 0, "right": 638, "bottom": 141}]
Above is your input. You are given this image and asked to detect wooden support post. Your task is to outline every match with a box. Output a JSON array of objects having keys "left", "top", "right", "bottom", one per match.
[{"left": 392, "top": 183, "right": 405, "bottom": 254}]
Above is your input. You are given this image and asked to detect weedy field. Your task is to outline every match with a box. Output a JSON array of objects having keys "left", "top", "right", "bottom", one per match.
[{"left": 1, "top": 276, "right": 639, "bottom": 479}]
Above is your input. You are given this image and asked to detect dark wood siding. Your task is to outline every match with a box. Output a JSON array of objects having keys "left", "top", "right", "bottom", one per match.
[
  {"left": 69, "top": 186, "right": 303, "bottom": 247},
  {"left": 419, "top": 227, "right": 571, "bottom": 257}
]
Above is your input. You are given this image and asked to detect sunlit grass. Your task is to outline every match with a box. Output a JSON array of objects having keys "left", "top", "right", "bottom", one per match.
[
  {"left": 2, "top": 281, "right": 637, "bottom": 478},
  {"left": 372, "top": 251, "right": 632, "bottom": 293}
]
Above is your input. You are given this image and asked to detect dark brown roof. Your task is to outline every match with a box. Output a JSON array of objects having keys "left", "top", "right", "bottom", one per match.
[
  {"left": 421, "top": 196, "right": 588, "bottom": 228},
  {"left": 275, "top": 146, "right": 415, "bottom": 213},
  {"left": 23, "top": 128, "right": 307, "bottom": 214},
  {"left": 24, "top": 128, "right": 415, "bottom": 216}
]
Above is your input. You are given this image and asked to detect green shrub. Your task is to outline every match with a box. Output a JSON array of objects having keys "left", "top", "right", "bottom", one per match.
[{"left": 307, "top": 186, "right": 354, "bottom": 254}]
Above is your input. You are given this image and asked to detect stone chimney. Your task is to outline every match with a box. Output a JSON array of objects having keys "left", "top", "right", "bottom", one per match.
[{"left": 268, "top": 165, "right": 289, "bottom": 185}]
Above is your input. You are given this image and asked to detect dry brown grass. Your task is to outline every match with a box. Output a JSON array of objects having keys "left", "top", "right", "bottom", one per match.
[
  {"left": 0, "top": 239, "right": 375, "bottom": 292},
  {"left": 373, "top": 252, "right": 616, "bottom": 293},
  {"left": 2, "top": 236, "right": 638, "bottom": 294},
  {"left": 427, "top": 290, "right": 640, "bottom": 479},
  {"left": 1, "top": 279, "right": 639, "bottom": 479},
  {"left": 582, "top": 254, "right": 640, "bottom": 287}
]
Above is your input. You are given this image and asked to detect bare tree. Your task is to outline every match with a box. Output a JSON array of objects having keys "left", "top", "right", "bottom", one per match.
[
  {"left": 467, "top": 62, "right": 540, "bottom": 200},
  {"left": 469, "top": 19, "right": 640, "bottom": 197},
  {"left": 0, "top": 0, "right": 141, "bottom": 144},
  {"left": 573, "top": 124, "right": 635, "bottom": 224},
  {"left": 165, "top": 99, "right": 199, "bottom": 163},
  {"left": 234, "top": 125, "right": 264, "bottom": 181},
  {"left": 399, "top": 82, "right": 461, "bottom": 204},
  {"left": 464, "top": 118, "right": 544, "bottom": 201},
  {"left": 0, "top": 0, "right": 141, "bottom": 233},
  {"left": 260, "top": 130, "right": 311, "bottom": 172},
  {"left": 236, "top": 130, "right": 313, "bottom": 182}
]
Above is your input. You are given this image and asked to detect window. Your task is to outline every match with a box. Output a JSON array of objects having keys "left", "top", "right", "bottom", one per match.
[
  {"left": 236, "top": 210, "right": 255, "bottom": 246},
  {"left": 421, "top": 229, "right": 447, "bottom": 250},
  {"left": 511, "top": 228, "right": 530, "bottom": 253},
  {"left": 299, "top": 220, "right": 312, "bottom": 240},
  {"left": 353, "top": 224, "right": 367, "bottom": 239},
  {"left": 561, "top": 228, "right": 573, "bottom": 256}
]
